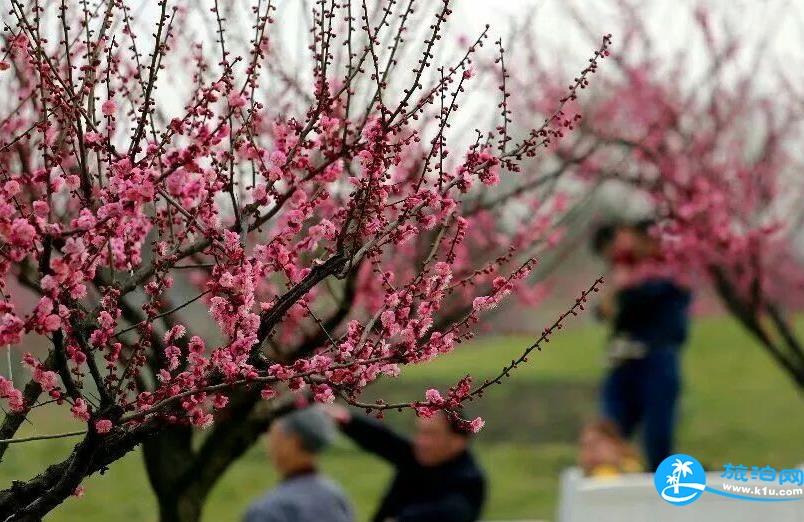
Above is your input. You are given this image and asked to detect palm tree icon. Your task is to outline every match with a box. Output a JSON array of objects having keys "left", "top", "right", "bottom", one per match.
[
  {"left": 666, "top": 474, "right": 679, "bottom": 491},
  {"left": 669, "top": 458, "right": 694, "bottom": 495}
]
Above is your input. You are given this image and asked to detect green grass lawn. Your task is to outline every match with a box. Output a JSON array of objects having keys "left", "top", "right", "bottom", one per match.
[{"left": 1, "top": 315, "right": 802, "bottom": 521}]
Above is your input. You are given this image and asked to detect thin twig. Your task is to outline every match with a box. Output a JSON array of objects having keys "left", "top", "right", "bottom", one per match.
[{"left": 0, "top": 430, "right": 86, "bottom": 445}]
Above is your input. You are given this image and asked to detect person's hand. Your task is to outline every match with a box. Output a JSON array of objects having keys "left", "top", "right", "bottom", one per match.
[{"left": 324, "top": 403, "right": 351, "bottom": 426}]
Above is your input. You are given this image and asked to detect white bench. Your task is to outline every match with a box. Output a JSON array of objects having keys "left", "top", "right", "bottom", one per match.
[{"left": 557, "top": 467, "right": 804, "bottom": 522}]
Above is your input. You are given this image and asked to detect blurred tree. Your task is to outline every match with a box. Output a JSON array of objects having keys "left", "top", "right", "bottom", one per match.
[{"left": 509, "top": 1, "right": 804, "bottom": 387}]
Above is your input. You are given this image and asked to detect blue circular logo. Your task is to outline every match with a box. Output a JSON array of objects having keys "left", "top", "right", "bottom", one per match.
[{"left": 654, "top": 454, "right": 707, "bottom": 505}]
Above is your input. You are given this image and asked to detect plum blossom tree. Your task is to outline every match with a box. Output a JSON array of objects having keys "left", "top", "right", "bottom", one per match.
[
  {"left": 509, "top": 2, "right": 804, "bottom": 387},
  {"left": 0, "top": 0, "right": 609, "bottom": 519}
]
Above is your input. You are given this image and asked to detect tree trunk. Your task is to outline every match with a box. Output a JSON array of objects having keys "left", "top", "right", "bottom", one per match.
[
  {"left": 142, "top": 389, "right": 281, "bottom": 522},
  {"left": 143, "top": 424, "right": 201, "bottom": 522},
  {"left": 709, "top": 266, "right": 804, "bottom": 389},
  {"left": 155, "top": 487, "right": 204, "bottom": 522}
]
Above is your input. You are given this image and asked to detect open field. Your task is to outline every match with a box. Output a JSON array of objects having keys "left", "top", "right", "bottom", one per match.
[{"left": 1, "top": 315, "right": 802, "bottom": 520}]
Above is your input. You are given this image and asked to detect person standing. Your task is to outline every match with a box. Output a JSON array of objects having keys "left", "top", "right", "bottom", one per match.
[
  {"left": 328, "top": 405, "right": 486, "bottom": 522},
  {"left": 244, "top": 406, "right": 354, "bottom": 522},
  {"left": 592, "top": 220, "right": 692, "bottom": 471}
]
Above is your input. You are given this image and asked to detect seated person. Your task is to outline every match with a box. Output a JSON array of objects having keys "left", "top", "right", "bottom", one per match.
[
  {"left": 578, "top": 419, "right": 642, "bottom": 478},
  {"left": 328, "top": 405, "right": 486, "bottom": 522},
  {"left": 244, "top": 406, "right": 354, "bottom": 522}
]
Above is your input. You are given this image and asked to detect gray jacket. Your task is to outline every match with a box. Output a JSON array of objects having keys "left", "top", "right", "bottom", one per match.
[{"left": 243, "top": 472, "right": 354, "bottom": 522}]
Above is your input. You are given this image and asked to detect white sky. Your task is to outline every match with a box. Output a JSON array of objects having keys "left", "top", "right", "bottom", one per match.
[
  {"left": 450, "top": 0, "right": 803, "bottom": 86},
  {"left": 127, "top": 0, "right": 803, "bottom": 109}
]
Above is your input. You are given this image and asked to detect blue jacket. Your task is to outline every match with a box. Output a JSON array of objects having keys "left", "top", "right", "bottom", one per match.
[
  {"left": 614, "top": 278, "right": 691, "bottom": 349},
  {"left": 244, "top": 472, "right": 353, "bottom": 522}
]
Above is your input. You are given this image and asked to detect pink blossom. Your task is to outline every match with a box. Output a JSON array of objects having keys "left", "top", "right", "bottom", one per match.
[
  {"left": 164, "top": 325, "right": 187, "bottom": 344},
  {"left": 415, "top": 404, "right": 438, "bottom": 418},
  {"left": 270, "top": 150, "right": 287, "bottom": 166},
  {"left": 212, "top": 394, "right": 229, "bottom": 409},
  {"left": 4, "top": 180, "right": 20, "bottom": 196},
  {"left": 472, "top": 296, "right": 496, "bottom": 313},
  {"left": 98, "top": 311, "right": 116, "bottom": 330},
  {"left": 24, "top": 354, "right": 60, "bottom": 393},
  {"left": 434, "top": 262, "right": 451, "bottom": 277},
  {"left": 95, "top": 419, "right": 113, "bottom": 434},
  {"left": 0, "top": 376, "right": 25, "bottom": 412},
  {"left": 425, "top": 388, "right": 443, "bottom": 404},
  {"left": 42, "top": 314, "right": 61, "bottom": 332},
  {"left": 84, "top": 132, "right": 103, "bottom": 146},
  {"left": 0, "top": 307, "right": 24, "bottom": 346},
  {"left": 101, "top": 100, "right": 116, "bottom": 116},
  {"left": 11, "top": 33, "right": 28, "bottom": 52},
  {"left": 468, "top": 416, "right": 485, "bottom": 433},
  {"left": 228, "top": 92, "right": 247, "bottom": 108},
  {"left": 380, "top": 310, "right": 397, "bottom": 331},
  {"left": 9, "top": 219, "right": 36, "bottom": 247},
  {"left": 313, "top": 384, "right": 335, "bottom": 404},
  {"left": 38, "top": 370, "right": 59, "bottom": 391},
  {"left": 71, "top": 399, "right": 91, "bottom": 421},
  {"left": 32, "top": 201, "right": 49, "bottom": 217}
]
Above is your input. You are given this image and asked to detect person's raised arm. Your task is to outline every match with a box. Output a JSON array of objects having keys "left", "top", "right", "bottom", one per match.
[{"left": 326, "top": 404, "right": 414, "bottom": 467}]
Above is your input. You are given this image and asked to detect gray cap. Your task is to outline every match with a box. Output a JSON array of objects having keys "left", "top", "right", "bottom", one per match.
[{"left": 278, "top": 406, "right": 336, "bottom": 453}]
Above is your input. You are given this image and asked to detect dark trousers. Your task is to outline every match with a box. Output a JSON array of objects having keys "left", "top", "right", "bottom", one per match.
[{"left": 601, "top": 347, "right": 681, "bottom": 471}]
